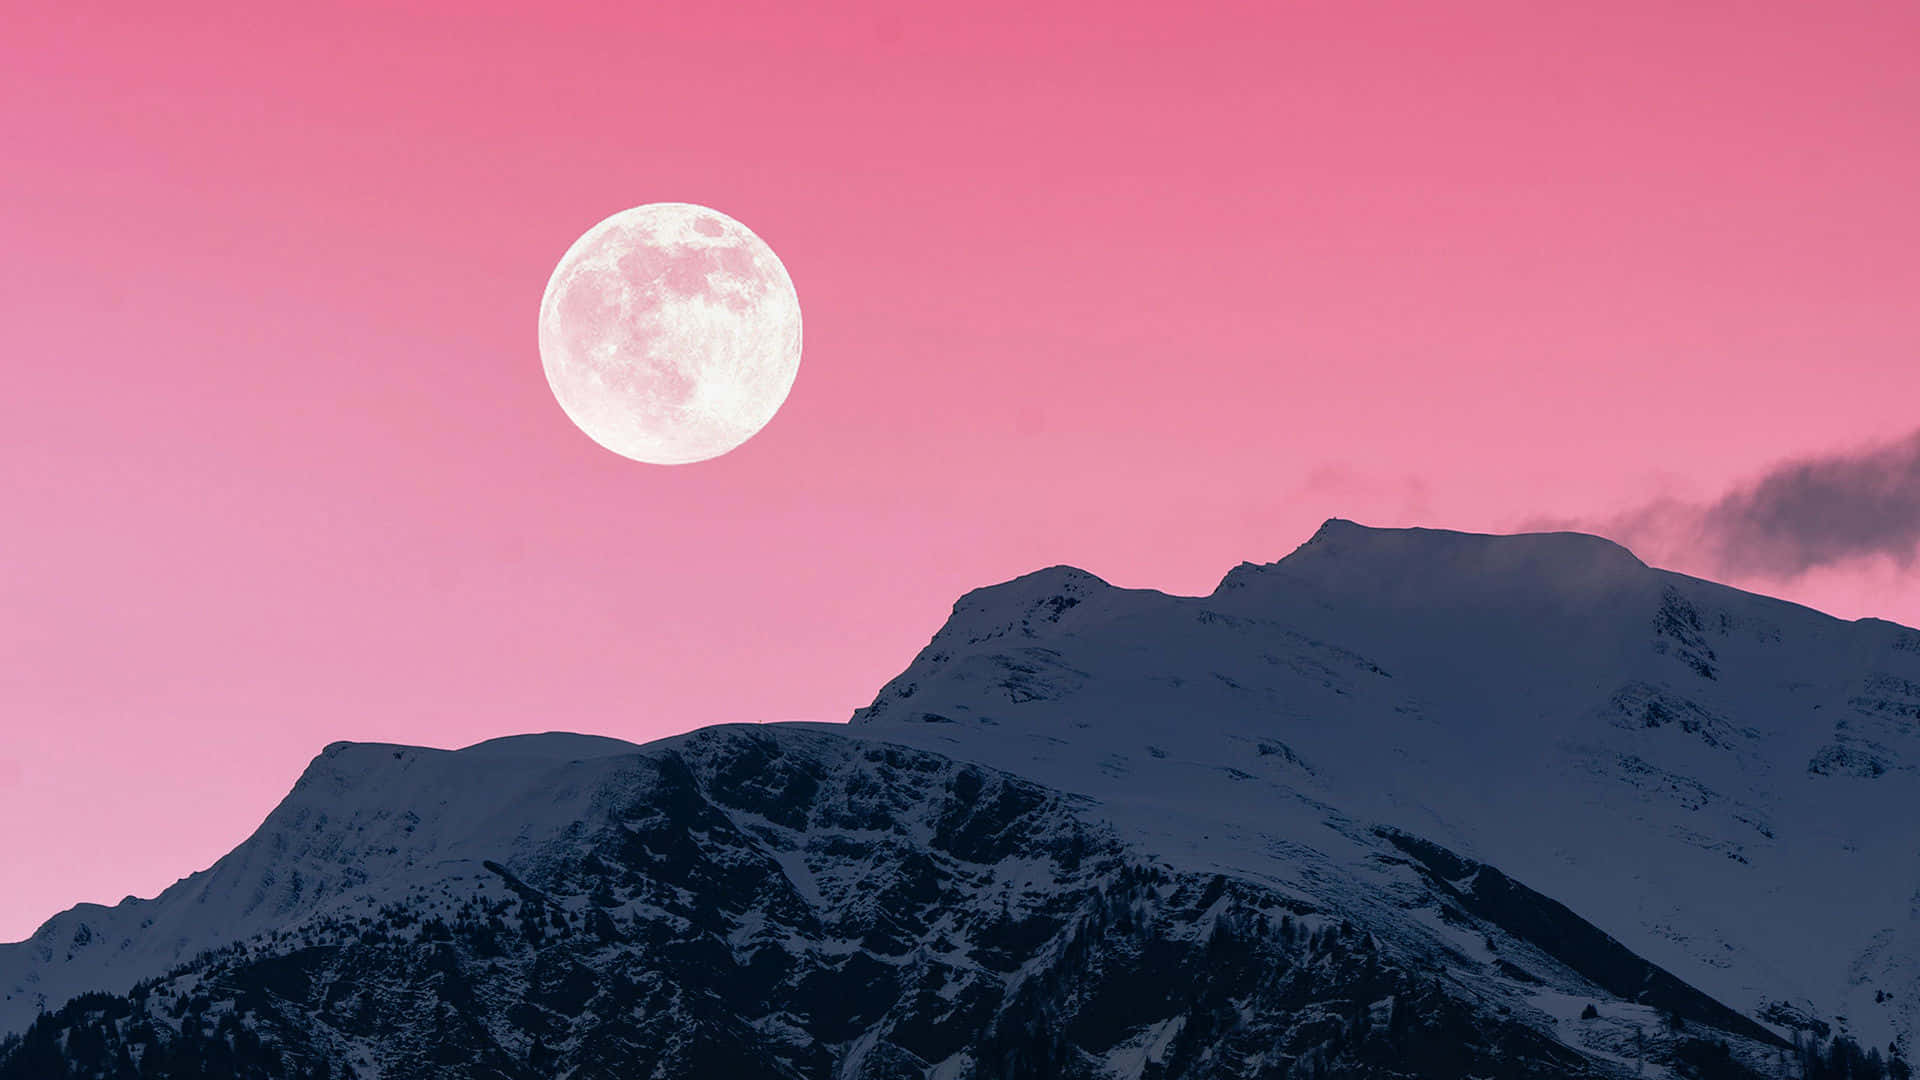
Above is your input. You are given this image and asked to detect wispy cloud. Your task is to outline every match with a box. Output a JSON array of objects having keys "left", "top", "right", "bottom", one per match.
[{"left": 1568, "top": 430, "right": 1920, "bottom": 579}]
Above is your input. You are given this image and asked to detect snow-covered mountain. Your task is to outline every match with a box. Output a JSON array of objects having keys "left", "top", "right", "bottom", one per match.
[
  {"left": 4, "top": 521, "right": 1916, "bottom": 1079},
  {"left": 848, "top": 520, "right": 1920, "bottom": 1049}
]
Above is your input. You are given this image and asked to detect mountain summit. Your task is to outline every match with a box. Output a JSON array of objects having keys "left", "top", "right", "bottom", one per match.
[
  {"left": 5, "top": 521, "right": 1916, "bottom": 1079},
  {"left": 855, "top": 521, "right": 1920, "bottom": 1038}
]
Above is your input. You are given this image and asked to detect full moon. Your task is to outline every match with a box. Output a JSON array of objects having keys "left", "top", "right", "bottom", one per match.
[{"left": 538, "top": 203, "right": 802, "bottom": 464}]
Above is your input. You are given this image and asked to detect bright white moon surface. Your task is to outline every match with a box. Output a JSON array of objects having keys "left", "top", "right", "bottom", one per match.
[{"left": 538, "top": 203, "right": 802, "bottom": 464}]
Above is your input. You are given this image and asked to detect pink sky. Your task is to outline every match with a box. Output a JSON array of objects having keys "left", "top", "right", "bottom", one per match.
[{"left": 3, "top": 1, "right": 1918, "bottom": 942}]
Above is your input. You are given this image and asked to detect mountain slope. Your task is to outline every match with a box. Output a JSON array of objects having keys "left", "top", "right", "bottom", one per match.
[
  {"left": 844, "top": 521, "right": 1920, "bottom": 1052},
  {"left": 5, "top": 520, "right": 1917, "bottom": 1078},
  {"left": 1, "top": 725, "right": 1793, "bottom": 1079},
  {"left": 0, "top": 733, "right": 647, "bottom": 1039}
]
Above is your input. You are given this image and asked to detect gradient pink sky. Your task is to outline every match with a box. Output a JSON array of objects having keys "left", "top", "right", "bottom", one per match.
[{"left": 4, "top": 1, "right": 1918, "bottom": 942}]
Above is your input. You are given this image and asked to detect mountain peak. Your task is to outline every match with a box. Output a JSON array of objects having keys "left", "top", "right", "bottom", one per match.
[
  {"left": 452, "top": 731, "right": 641, "bottom": 759},
  {"left": 1214, "top": 518, "right": 1648, "bottom": 600},
  {"left": 934, "top": 564, "right": 1120, "bottom": 641},
  {"left": 315, "top": 731, "right": 639, "bottom": 764},
  {"left": 1299, "top": 516, "right": 1645, "bottom": 573}
]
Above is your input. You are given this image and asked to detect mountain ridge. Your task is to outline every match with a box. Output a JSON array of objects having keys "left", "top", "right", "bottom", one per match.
[
  {"left": 845, "top": 519, "right": 1920, "bottom": 1052},
  {"left": 7, "top": 520, "right": 1919, "bottom": 1078}
]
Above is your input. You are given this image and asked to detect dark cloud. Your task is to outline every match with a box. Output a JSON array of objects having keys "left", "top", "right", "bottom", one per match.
[{"left": 1578, "top": 430, "right": 1920, "bottom": 579}]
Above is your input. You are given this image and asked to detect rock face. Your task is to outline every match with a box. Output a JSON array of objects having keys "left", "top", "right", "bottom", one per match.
[{"left": 4, "top": 521, "right": 1917, "bottom": 1079}]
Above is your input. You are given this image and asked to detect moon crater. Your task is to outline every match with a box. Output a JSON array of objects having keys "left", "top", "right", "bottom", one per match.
[{"left": 539, "top": 203, "right": 801, "bottom": 464}]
